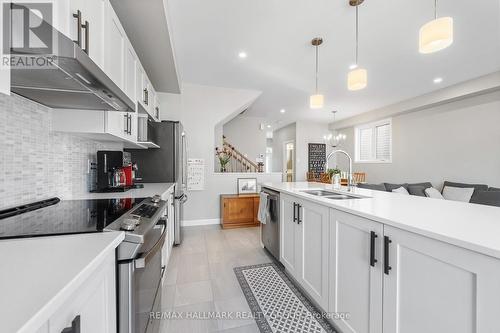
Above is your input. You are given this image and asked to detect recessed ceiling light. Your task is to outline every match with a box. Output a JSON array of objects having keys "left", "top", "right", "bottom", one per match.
[
  {"left": 433, "top": 77, "right": 443, "bottom": 83},
  {"left": 238, "top": 52, "right": 247, "bottom": 59},
  {"left": 349, "top": 64, "right": 358, "bottom": 70},
  {"left": 280, "top": 109, "right": 286, "bottom": 113},
  {"left": 267, "top": 124, "right": 272, "bottom": 128}
]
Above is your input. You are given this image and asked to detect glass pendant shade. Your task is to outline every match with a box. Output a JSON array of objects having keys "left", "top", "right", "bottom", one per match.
[
  {"left": 310, "top": 94, "right": 324, "bottom": 109},
  {"left": 348, "top": 68, "right": 367, "bottom": 91},
  {"left": 419, "top": 17, "right": 453, "bottom": 54}
]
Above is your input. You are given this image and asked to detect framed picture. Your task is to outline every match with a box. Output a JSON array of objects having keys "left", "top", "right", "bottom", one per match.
[{"left": 237, "top": 178, "right": 258, "bottom": 195}]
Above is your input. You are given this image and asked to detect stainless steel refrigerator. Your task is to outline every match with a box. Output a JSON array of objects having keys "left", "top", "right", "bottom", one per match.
[{"left": 126, "top": 121, "right": 187, "bottom": 245}]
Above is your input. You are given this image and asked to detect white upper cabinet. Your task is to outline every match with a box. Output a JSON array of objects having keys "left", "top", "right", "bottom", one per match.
[
  {"left": 154, "top": 94, "right": 161, "bottom": 121},
  {"left": 68, "top": 0, "right": 106, "bottom": 69},
  {"left": 136, "top": 64, "right": 146, "bottom": 109},
  {"left": 104, "top": 1, "right": 125, "bottom": 91},
  {"left": 382, "top": 225, "right": 500, "bottom": 333},
  {"left": 329, "top": 209, "right": 383, "bottom": 333},
  {"left": 124, "top": 40, "right": 137, "bottom": 103},
  {"left": 52, "top": 109, "right": 139, "bottom": 145}
]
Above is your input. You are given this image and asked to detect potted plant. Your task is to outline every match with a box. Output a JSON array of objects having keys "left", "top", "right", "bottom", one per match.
[
  {"left": 328, "top": 167, "right": 342, "bottom": 188},
  {"left": 215, "top": 147, "right": 231, "bottom": 172},
  {"left": 327, "top": 167, "right": 341, "bottom": 178}
]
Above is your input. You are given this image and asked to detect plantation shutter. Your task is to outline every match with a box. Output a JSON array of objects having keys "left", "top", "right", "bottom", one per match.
[
  {"left": 375, "top": 124, "right": 391, "bottom": 161},
  {"left": 359, "top": 127, "right": 373, "bottom": 161}
]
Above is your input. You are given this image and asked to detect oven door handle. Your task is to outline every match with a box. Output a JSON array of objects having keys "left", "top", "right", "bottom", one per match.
[{"left": 135, "top": 218, "right": 167, "bottom": 269}]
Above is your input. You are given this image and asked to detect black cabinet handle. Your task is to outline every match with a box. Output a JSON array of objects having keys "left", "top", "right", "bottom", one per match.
[
  {"left": 82, "top": 20, "right": 89, "bottom": 54},
  {"left": 370, "top": 231, "right": 378, "bottom": 267},
  {"left": 292, "top": 203, "right": 297, "bottom": 223},
  {"left": 61, "top": 315, "right": 80, "bottom": 333},
  {"left": 384, "top": 236, "right": 392, "bottom": 275},
  {"left": 72, "top": 10, "right": 82, "bottom": 47},
  {"left": 297, "top": 204, "right": 302, "bottom": 224}
]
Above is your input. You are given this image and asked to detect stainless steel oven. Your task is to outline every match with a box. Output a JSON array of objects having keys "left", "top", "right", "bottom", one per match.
[{"left": 105, "top": 197, "right": 168, "bottom": 333}]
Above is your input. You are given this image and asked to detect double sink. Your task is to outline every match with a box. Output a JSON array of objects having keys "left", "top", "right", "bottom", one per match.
[{"left": 300, "top": 189, "right": 367, "bottom": 200}]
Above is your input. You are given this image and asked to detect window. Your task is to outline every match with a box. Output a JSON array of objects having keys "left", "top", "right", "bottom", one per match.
[{"left": 355, "top": 118, "right": 392, "bottom": 163}]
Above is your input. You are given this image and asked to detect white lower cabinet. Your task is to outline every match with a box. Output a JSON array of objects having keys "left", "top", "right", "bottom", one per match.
[
  {"left": 383, "top": 225, "right": 500, "bottom": 333},
  {"left": 279, "top": 195, "right": 500, "bottom": 333},
  {"left": 298, "top": 199, "right": 329, "bottom": 309},
  {"left": 280, "top": 194, "right": 298, "bottom": 275},
  {"left": 37, "top": 250, "right": 116, "bottom": 333},
  {"left": 280, "top": 194, "right": 329, "bottom": 309},
  {"left": 328, "top": 209, "right": 383, "bottom": 333}
]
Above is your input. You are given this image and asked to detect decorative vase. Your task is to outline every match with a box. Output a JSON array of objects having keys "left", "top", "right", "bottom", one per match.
[
  {"left": 333, "top": 174, "right": 341, "bottom": 189},
  {"left": 220, "top": 165, "right": 226, "bottom": 173}
]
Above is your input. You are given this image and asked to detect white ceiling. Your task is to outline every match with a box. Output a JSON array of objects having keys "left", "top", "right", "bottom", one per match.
[{"left": 167, "top": 0, "right": 500, "bottom": 125}]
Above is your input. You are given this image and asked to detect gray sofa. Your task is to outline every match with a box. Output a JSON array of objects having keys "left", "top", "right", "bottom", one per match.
[{"left": 357, "top": 181, "right": 500, "bottom": 207}]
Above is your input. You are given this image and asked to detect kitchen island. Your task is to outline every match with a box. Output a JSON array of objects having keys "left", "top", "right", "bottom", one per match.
[
  {"left": 262, "top": 181, "right": 500, "bottom": 333},
  {"left": 0, "top": 232, "right": 124, "bottom": 333}
]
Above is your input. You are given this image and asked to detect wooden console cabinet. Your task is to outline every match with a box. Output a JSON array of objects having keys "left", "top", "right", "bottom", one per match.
[{"left": 220, "top": 194, "right": 260, "bottom": 229}]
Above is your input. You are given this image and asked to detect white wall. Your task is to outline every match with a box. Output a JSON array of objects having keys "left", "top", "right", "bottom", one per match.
[
  {"left": 295, "top": 121, "right": 332, "bottom": 181},
  {"left": 0, "top": 94, "right": 121, "bottom": 209},
  {"left": 158, "top": 84, "right": 281, "bottom": 223},
  {"left": 222, "top": 115, "right": 267, "bottom": 166},
  {"left": 272, "top": 123, "right": 296, "bottom": 176},
  {"left": 335, "top": 91, "right": 500, "bottom": 188}
]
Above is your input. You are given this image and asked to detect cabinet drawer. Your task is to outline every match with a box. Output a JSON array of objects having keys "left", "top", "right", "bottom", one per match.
[{"left": 48, "top": 251, "right": 116, "bottom": 333}]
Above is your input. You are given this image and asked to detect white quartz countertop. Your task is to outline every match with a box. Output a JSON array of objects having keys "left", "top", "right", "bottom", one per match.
[
  {"left": 0, "top": 232, "right": 124, "bottom": 333},
  {"left": 262, "top": 182, "right": 500, "bottom": 259},
  {"left": 71, "top": 182, "right": 176, "bottom": 200}
]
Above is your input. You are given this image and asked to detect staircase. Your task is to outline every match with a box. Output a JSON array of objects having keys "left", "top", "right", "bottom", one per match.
[{"left": 219, "top": 137, "right": 260, "bottom": 173}]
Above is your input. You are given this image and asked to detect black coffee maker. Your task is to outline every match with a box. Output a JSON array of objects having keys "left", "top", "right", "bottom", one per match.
[{"left": 96, "top": 151, "right": 132, "bottom": 192}]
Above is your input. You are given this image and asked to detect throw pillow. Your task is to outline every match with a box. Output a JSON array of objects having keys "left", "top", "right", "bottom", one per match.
[
  {"left": 408, "top": 185, "right": 427, "bottom": 197},
  {"left": 357, "top": 183, "right": 387, "bottom": 191},
  {"left": 442, "top": 181, "right": 488, "bottom": 194},
  {"left": 470, "top": 191, "right": 500, "bottom": 207},
  {"left": 408, "top": 182, "right": 433, "bottom": 189},
  {"left": 425, "top": 187, "right": 444, "bottom": 199},
  {"left": 442, "top": 186, "right": 475, "bottom": 202},
  {"left": 384, "top": 183, "right": 409, "bottom": 192},
  {"left": 392, "top": 186, "right": 410, "bottom": 195}
]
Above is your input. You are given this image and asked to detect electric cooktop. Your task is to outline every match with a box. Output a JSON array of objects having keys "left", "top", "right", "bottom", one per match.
[{"left": 0, "top": 197, "right": 146, "bottom": 240}]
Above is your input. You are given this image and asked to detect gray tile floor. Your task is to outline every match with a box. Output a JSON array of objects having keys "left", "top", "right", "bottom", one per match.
[{"left": 160, "top": 225, "right": 272, "bottom": 332}]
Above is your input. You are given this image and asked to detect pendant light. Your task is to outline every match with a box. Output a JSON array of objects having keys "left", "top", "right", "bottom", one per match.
[
  {"left": 348, "top": 0, "right": 367, "bottom": 91},
  {"left": 310, "top": 37, "right": 324, "bottom": 109},
  {"left": 419, "top": 0, "right": 453, "bottom": 54}
]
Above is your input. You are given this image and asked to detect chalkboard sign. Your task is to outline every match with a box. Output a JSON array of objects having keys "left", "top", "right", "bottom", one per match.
[{"left": 308, "top": 143, "right": 326, "bottom": 174}]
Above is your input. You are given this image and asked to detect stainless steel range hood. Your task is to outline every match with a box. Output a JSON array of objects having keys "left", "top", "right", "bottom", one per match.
[{"left": 9, "top": 10, "right": 135, "bottom": 112}]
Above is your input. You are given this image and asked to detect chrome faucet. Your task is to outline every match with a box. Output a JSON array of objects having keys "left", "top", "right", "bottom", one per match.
[{"left": 325, "top": 149, "right": 353, "bottom": 191}]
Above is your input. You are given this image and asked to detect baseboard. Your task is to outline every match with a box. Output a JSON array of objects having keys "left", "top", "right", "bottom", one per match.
[{"left": 181, "top": 218, "right": 221, "bottom": 227}]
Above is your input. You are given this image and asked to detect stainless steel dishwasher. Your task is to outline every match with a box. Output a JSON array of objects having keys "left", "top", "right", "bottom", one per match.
[{"left": 260, "top": 187, "right": 280, "bottom": 260}]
